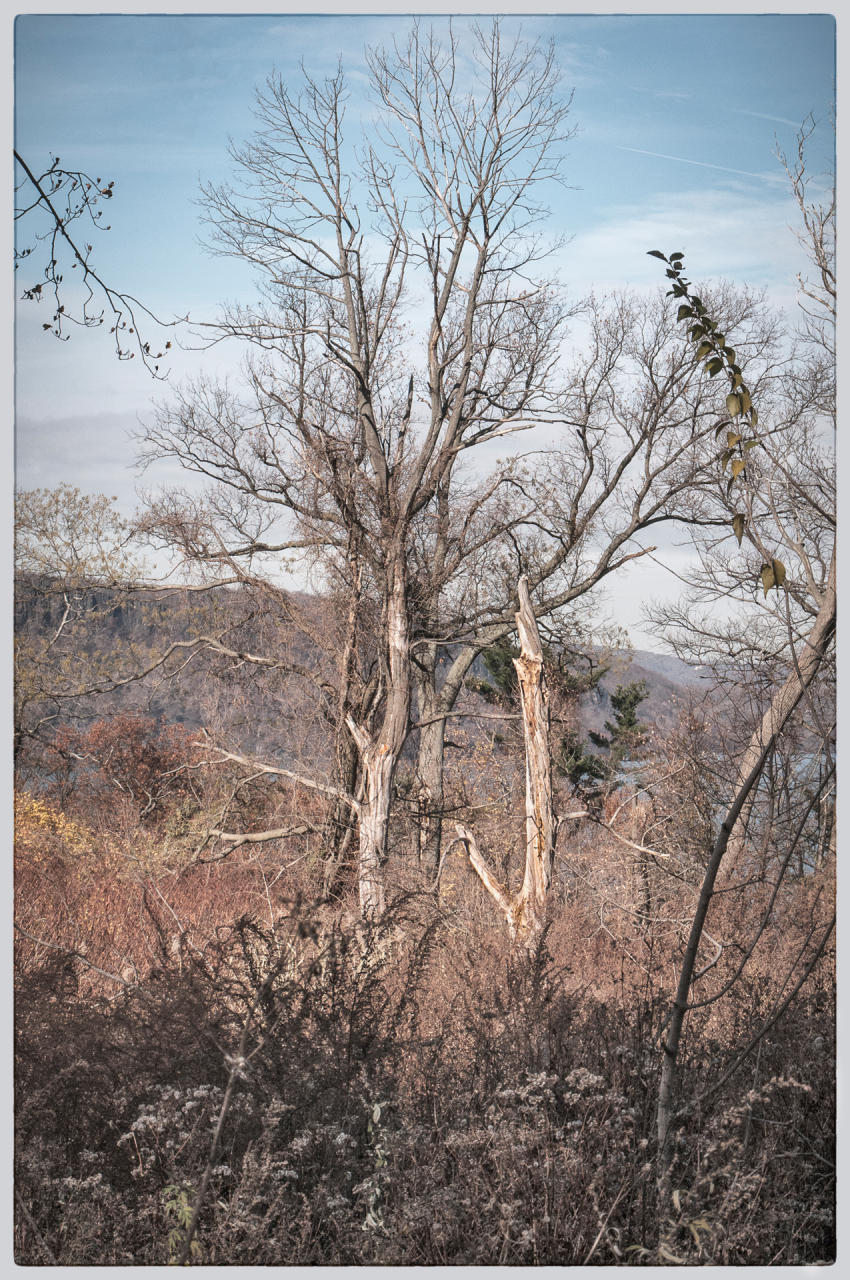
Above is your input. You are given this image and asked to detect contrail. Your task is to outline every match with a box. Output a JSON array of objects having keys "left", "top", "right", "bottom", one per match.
[{"left": 616, "top": 145, "right": 778, "bottom": 183}]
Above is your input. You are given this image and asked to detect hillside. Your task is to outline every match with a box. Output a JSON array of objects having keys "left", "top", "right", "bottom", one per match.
[{"left": 16, "top": 577, "right": 708, "bottom": 757}]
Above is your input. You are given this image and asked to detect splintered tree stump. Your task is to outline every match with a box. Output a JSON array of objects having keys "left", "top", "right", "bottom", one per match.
[{"left": 457, "top": 575, "right": 557, "bottom": 947}]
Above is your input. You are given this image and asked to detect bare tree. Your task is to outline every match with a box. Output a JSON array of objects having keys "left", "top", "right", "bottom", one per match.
[
  {"left": 15, "top": 486, "right": 143, "bottom": 753},
  {"left": 406, "top": 280, "right": 783, "bottom": 872},
  {"left": 141, "top": 21, "right": 576, "bottom": 918}
]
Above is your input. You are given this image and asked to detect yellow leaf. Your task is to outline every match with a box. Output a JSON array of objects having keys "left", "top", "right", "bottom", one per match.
[{"left": 659, "top": 1245, "right": 686, "bottom": 1264}]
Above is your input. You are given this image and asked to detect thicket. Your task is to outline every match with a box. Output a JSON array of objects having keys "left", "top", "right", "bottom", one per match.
[{"left": 14, "top": 742, "right": 835, "bottom": 1266}]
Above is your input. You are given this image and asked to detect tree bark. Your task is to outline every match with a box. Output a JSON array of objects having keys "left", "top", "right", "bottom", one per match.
[
  {"left": 512, "top": 577, "right": 558, "bottom": 942},
  {"left": 656, "top": 560, "right": 835, "bottom": 1184},
  {"left": 346, "top": 555, "right": 412, "bottom": 921},
  {"left": 415, "top": 695, "right": 446, "bottom": 875},
  {"left": 457, "top": 576, "right": 556, "bottom": 948},
  {"left": 413, "top": 645, "right": 476, "bottom": 877}
]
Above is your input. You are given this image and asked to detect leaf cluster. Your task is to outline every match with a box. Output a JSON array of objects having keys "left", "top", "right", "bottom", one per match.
[{"left": 648, "top": 250, "right": 785, "bottom": 596}]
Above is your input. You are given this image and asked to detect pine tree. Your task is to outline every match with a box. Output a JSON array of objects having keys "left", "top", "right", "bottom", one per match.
[{"left": 588, "top": 680, "right": 649, "bottom": 777}]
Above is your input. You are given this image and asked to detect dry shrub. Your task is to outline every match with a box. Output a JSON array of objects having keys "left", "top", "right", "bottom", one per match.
[{"left": 15, "top": 784, "right": 835, "bottom": 1264}]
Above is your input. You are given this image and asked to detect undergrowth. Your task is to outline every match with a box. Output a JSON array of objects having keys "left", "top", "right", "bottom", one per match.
[{"left": 15, "top": 884, "right": 834, "bottom": 1265}]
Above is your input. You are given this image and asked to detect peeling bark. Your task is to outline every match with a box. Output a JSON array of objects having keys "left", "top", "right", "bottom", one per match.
[
  {"left": 458, "top": 576, "right": 557, "bottom": 948},
  {"left": 346, "top": 558, "right": 411, "bottom": 921}
]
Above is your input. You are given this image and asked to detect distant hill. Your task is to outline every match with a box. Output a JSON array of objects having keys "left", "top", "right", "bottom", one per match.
[
  {"left": 577, "top": 648, "right": 709, "bottom": 738},
  {"left": 16, "top": 577, "right": 709, "bottom": 762}
]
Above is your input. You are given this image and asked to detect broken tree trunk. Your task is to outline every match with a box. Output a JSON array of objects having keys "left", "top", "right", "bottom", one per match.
[{"left": 456, "top": 576, "right": 557, "bottom": 948}]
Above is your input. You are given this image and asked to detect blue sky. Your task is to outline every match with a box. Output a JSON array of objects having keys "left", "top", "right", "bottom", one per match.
[{"left": 13, "top": 11, "right": 836, "bottom": 647}]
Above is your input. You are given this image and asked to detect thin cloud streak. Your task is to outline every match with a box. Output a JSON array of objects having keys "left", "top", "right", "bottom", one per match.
[
  {"left": 731, "top": 107, "right": 801, "bottom": 127},
  {"left": 616, "top": 145, "right": 783, "bottom": 184}
]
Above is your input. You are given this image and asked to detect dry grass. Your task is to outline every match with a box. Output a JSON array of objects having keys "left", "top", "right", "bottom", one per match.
[{"left": 14, "top": 780, "right": 835, "bottom": 1265}]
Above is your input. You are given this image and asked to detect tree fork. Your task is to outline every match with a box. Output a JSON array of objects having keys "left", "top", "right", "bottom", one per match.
[{"left": 457, "top": 576, "right": 558, "bottom": 947}]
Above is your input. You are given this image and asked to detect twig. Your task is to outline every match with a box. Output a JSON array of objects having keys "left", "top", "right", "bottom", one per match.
[
  {"left": 582, "top": 1175, "right": 630, "bottom": 1265},
  {"left": 13, "top": 924, "right": 131, "bottom": 986},
  {"left": 15, "top": 1185, "right": 58, "bottom": 1265}
]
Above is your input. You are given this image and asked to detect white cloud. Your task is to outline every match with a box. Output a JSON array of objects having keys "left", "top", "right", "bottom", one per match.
[{"left": 558, "top": 183, "right": 807, "bottom": 311}]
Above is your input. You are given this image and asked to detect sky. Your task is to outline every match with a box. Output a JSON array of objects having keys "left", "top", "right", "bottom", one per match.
[{"left": 12, "top": 9, "right": 837, "bottom": 650}]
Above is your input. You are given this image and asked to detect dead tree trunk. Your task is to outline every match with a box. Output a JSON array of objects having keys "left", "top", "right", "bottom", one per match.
[
  {"left": 456, "top": 576, "right": 557, "bottom": 948},
  {"left": 346, "top": 557, "right": 411, "bottom": 922}
]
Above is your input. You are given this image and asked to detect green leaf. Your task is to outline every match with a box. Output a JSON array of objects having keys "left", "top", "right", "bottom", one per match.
[
  {"left": 689, "top": 324, "right": 706, "bottom": 341},
  {"left": 696, "top": 342, "right": 713, "bottom": 360},
  {"left": 720, "top": 449, "right": 733, "bottom": 472},
  {"left": 714, "top": 332, "right": 726, "bottom": 348},
  {"left": 669, "top": 251, "right": 685, "bottom": 261},
  {"left": 739, "top": 389, "right": 752, "bottom": 413},
  {"left": 677, "top": 304, "right": 693, "bottom": 321},
  {"left": 726, "top": 431, "right": 742, "bottom": 447},
  {"left": 706, "top": 357, "right": 724, "bottom": 377},
  {"left": 772, "top": 558, "right": 786, "bottom": 588},
  {"left": 732, "top": 513, "right": 745, "bottom": 545},
  {"left": 647, "top": 250, "right": 668, "bottom": 260},
  {"left": 665, "top": 268, "right": 680, "bottom": 279},
  {"left": 726, "top": 393, "right": 742, "bottom": 417},
  {"left": 732, "top": 372, "right": 743, "bottom": 389},
  {"left": 750, "top": 408, "right": 759, "bottom": 426},
  {"left": 730, "top": 457, "right": 746, "bottom": 479},
  {"left": 724, "top": 347, "right": 736, "bottom": 365},
  {"left": 742, "top": 438, "right": 762, "bottom": 451},
  {"left": 761, "top": 563, "right": 775, "bottom": 597},
  {"left": 715, "top": 422, "right": 728, "bottom": 440}
]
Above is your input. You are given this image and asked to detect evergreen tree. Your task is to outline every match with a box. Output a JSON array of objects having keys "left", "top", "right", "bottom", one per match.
[{"left": 588, "top": 680, "right": 649, "bottom": 777}]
